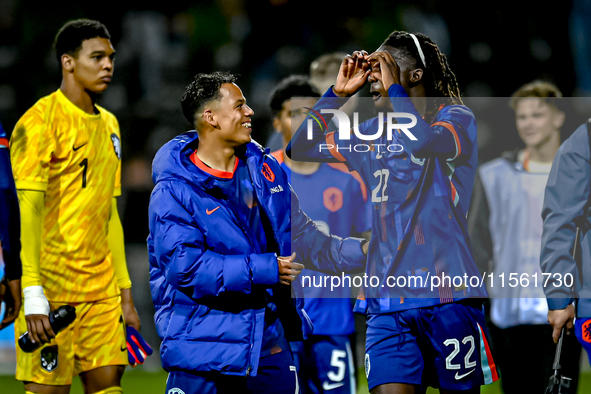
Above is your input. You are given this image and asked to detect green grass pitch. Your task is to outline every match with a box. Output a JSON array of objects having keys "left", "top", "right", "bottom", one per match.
[{"left": 1, "top": 368, "right": 591, "bottom": 393}]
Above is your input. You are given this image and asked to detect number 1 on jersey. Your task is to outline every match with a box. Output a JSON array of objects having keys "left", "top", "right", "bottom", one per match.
[{"left": 79, "top": 158, "right": 88, "bottom": 188}]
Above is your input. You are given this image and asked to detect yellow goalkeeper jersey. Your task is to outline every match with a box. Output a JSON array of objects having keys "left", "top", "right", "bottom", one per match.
[{"left": 10, "top": 89, "right": 122, "bottom": 302}]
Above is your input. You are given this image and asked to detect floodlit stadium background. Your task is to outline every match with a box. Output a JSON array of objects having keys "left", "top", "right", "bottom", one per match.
[{"left": 1, "top": 0, "right": 591, "bottom": 392}]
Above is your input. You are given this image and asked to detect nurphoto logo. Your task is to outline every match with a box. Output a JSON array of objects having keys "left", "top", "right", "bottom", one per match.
[{"left": 306, "top": 109, "right": 418, "bottom": 154}]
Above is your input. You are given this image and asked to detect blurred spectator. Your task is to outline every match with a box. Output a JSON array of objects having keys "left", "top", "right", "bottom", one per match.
[
  {"left": 267, "top": 52, "right": 353, "bottom": 151},
  {"left": 468, "top": 80, "right": 581, "bottom": 393},
  {"left": 309, "top": 52, "right": 347, "bottom": 94},
  {"left": 269, "top": 75, "right": 371, "bottom": 393}
]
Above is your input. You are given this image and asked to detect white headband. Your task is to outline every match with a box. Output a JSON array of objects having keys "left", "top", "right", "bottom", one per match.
[{"left": 409, "top": 33, "right": 426, "bottom": 69}]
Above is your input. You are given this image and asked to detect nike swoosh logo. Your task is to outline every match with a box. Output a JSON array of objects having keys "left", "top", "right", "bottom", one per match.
[
  {"left": 121, "top": 345, "right": 127, "bottom": 352},
  {"left": 73, "top": 143, "right": 87, "bottom": 151},
  {"left": 206, "top": 206, "right": 220, "bottom": 215},
  {"left": 455, "top": 369, "right": 475, "bottom": 380},
  {"left": 322, "top": 382, "right": 344, "bottom": 390}
]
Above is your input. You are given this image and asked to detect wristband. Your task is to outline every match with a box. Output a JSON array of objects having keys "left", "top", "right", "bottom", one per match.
[{"left": 23, "top": 285, "right": 50, "bottom": 316}]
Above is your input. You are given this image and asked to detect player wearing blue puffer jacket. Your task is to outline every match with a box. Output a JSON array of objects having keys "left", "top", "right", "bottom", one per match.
[{"left": 148, "top": 72, "right": 367, "bottom": 394}]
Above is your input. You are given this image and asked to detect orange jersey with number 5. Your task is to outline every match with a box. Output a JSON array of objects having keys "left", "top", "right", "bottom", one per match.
[{"left": 10, "top": 89, "right": 121, "bottom": 302}]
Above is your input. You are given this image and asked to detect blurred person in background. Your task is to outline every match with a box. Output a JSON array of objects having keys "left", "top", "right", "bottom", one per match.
[
  {"left": 269, "top": 74, "right": 371, "bottom": 393},
  {"left": 267, "top": 52, "right": 354, "bottom": 152},
  {"left": 468, "top": 80, "right": 581, "bottom": 393}
]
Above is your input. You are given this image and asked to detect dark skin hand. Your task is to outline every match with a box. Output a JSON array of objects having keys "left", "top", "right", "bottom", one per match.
[
  {"left": 25, "top": 309, "right": 55, "bottom": 346},
  {"left": 0, "top": 278, "right": 22, "bottom": 329},
  {"left": 333, "top": 50, "right": 371, "bottom": 97},
  {"left": 332, "top": 49, "right": 408, "bottom": 101},
  {"left": 121, "top": 287, "right": 141, "bottom": 332}
]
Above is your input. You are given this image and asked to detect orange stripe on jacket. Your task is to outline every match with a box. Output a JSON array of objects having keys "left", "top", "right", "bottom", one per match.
[
  {"left": 326, "top": 132, "right": 347, "bottom": 162},
  {"left": 432, "top": 121, "right": 461, "bottom": 159},
  {"left": 270, "top": 149, "right": 284, "bottom": 164},
  {"left": 191, "top": 150, "right": 238, "bottom": 179}
]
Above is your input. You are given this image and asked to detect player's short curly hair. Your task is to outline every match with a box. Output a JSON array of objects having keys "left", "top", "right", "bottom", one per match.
[
  {"left": 180, "top": 72, "right": 238, "bottom": 127},
  {"left": 54, "top": 19, "right": 111, "bottom": 67},
  {"left": 268, "top": 75, "right": 320, "bottom": 117},
  {"left": 509, "top": 80, "right": 563, "bottom": 111}
]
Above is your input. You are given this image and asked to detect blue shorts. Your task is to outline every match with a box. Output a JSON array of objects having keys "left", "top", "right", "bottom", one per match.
[
  {"left": 290, "top": 335, "right": 356, "bottom": 394},
  {"left": 364, "top": 300, "right": 498, "bottom": 391},
  {"left": 165, "top": 347, "right": 299, "bottom": 394}
]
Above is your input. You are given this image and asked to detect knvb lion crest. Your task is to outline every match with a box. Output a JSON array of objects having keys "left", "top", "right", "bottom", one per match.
[
  {"left": 261, "top": 163, "right": 275, "bottom": 182},
  {"left": 583, "top": 320, "right": 591, "bottom": 343},
  {"left": 41, "top": 346, "right": 59, "bottom": 373}
]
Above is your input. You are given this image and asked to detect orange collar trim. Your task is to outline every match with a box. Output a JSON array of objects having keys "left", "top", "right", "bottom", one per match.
[{"left": 190, "top": 150, "right": 239, "bottom": 179}]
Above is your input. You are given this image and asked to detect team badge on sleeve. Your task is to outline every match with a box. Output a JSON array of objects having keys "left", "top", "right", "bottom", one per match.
[
  {"left": 323, "top": 187, "right": 344, "bottom": 212},
  {"left": 111, "top": 133, "right": 121, "bottom": 160},
  {"left": 41, "top": 345, "right": 59, "bottom": 372},
  {"left": 262, "top": 162, "right": 275, "bottom": 182}
]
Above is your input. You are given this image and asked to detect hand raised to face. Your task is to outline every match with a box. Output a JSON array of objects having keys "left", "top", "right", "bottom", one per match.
[
  {"left": 333, "top": 50, "right": 371, "bottom": 98},
  {"left": 368, "top": 50, "right": 401, "bottom": 93}
]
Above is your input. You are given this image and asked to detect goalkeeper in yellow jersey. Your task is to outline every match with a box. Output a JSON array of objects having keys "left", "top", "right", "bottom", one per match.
[{"left": 10, "top": 19, "right": 148, "bottom": 394}]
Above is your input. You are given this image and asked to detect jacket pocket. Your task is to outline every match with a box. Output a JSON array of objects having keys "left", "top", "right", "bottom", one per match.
[{"left": 165, "top": 303, "right": 210, "bottom": 339}]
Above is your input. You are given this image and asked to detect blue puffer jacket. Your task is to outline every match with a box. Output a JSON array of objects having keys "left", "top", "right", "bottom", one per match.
[{"left": 148, "top": 132, "right": 366, "bottom": 376}]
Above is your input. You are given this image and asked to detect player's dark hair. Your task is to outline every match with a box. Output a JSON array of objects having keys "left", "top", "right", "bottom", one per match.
[
  {"left": 180, "top": 71, "right": 238, "bottom": 127},
  {"left": 268, "top": 75, "right": 320, "bottom": 117},
  {"left": 54, "top": 19, "right": 111, "bottom": 67},
  {"left": 382, "top": 31, "right": 463, "bottom": 123},
  {"left": 509, "top": 80, "right": 563, "bottom": 111}
]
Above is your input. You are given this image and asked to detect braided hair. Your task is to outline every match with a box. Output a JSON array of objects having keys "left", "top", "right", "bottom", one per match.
[{"left": 381, "top": 31, "right": 462, "bottom": 123}]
